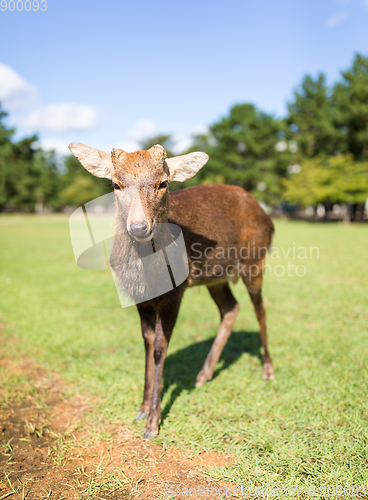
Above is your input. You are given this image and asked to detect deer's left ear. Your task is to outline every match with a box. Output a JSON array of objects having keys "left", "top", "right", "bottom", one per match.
[{"left": 166, "top": 152, "right": 209, "bottom": 183}]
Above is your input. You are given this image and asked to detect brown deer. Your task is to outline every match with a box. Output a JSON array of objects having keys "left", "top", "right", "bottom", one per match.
[{"left": 69, "top": 142, "right": 275, "bottom": 439}]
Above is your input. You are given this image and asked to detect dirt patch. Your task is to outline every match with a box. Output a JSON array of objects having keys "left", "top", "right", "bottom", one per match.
[{"left": 0, "top": 356, "right": 236, "bottom": 499}]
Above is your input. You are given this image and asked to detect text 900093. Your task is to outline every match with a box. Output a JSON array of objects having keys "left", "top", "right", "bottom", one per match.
[{"left": 1, "top": 0, "right": 47, "bottom": 11}]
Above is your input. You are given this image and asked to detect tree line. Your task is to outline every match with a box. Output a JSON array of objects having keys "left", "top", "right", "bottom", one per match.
[{"left": 1, "top": 53, "right": 368, "bottom": 216}]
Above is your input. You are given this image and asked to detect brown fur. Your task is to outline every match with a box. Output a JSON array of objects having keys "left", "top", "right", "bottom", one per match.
[{"left": 112, "top": 146, "right": 169, "bottom": 183}]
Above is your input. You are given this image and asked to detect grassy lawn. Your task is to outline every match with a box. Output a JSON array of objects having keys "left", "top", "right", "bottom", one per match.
[{"left": 1, "top": 214, "right": 368, "bottom": 498}]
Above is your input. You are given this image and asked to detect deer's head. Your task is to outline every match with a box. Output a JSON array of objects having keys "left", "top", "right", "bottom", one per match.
[{"left": 68, "top": 143, "right": 209, "bottom": 242}]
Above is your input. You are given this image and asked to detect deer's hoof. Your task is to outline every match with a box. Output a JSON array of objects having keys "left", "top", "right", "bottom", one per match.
[
  {"left": 143, "top": 414, "right": 160, "bottom": 439},
  {"left": 143, "top": 427, "right": 159, "bottom": 440},
  {"left": 195, "top": 379, "right": 206, "bottom": 388},
  {"left": 195, "top": 370, "right": 211, "bottom": 388},
  {"left": 135, "top": 410, "right": 148, "bottom": 421},
  {"left": 262, "top": 363, "right": 275, "bottom": 381}
]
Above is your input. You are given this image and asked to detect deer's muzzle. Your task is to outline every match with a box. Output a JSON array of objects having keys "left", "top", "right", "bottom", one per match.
[{"left": 129, "top": 221, "right": 152, "bottom": 241}]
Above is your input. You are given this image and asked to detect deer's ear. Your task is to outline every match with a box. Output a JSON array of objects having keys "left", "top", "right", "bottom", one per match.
[
  {"left": 68, "top": 143, "right": 114, "bottom": 179},
  {"left": 165, "top": 152, "right": 209, "bottom": 183}
]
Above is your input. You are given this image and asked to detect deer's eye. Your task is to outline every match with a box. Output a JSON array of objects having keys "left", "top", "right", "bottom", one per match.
[
  {"left": 113, "top": 183, "right": 121, "bottom": 190},
  {"left": 159, "top": 181, "right": 168, "bottom": 189}
]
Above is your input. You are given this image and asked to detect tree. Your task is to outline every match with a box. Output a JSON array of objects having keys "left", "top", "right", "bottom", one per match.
[
  {"left": 287, "top": 73, "right": 344, "bottom": 158},
  {"left": 187, "top": 104, "right": 293, "bottom": 205},
  {"left": 333, "top": 54, "right": 368, "bottom": 160},
  {"left": 283, "top": 154, "right": 368, "bottom": 207},
  {"left": 0, "top": 106, "right": 59, "bottom": 212}
]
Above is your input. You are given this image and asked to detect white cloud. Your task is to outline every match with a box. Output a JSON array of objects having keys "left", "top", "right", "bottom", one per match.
[
  {"left": 188, "top": 124, "right": 208, "bottom": 136},
  {"left": 128, "top": 119, "right": 157, "bottom": 142},
  {"left": 172, "top": 124, "right": 208, "bottom": 155},
  {"left": 21, "top": 103, "right": 98, "bottom": 133},
  {"left": 115, "top": 140, "right": 141, "bottom": 153},
  {"left": 36, "top": 138, "right": 70, "bottom": 156},
  {"left": 113, "top": 119, "right": 158, "bottom": 152},
  {"left": 327, "top": 11, "right": 348, "bottom": 27},
  {"left": 0, "top": 62, "right": 35, "bottom": 110},
  {"left": 172, "top": 137, "right": 192, "bottom": 154},
  {"left": 0, "top": 62, "right": 99, "bottom": 134}
]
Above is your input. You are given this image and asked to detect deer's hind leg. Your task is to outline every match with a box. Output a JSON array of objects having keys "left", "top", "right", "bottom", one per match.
[
  {"left": 196, "top": 283, "right": 240, "bottom": 388},
  {"left": 241, "top": 269, "right": 274, "bottom": 381}
]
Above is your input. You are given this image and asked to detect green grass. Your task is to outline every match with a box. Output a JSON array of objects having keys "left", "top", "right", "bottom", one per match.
[{"left": 1, "top": 214, "right": 368, "bottom": 498}]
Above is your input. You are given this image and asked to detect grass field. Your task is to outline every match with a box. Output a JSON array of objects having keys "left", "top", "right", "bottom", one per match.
[{"left": 1, "top": 214, "right": 368, "bottom": 498}]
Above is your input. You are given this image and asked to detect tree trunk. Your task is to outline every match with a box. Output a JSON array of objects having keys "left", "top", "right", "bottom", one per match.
[{"left": 341, "top": 203, "right": 350, "bottom": 224}]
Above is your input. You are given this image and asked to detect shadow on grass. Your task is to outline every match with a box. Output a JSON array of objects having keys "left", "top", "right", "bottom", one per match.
[{"left": 161, "top": 329, "right": 262, "bottom": 423}]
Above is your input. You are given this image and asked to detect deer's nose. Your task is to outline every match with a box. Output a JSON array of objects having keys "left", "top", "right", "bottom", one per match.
[{"left": 129, "top": 221, "right": 149, "bottom": 238}]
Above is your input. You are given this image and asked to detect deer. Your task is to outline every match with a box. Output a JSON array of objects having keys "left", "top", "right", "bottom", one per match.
[{"left": 68, "top": 142, "right": 275, "bottom": 439}]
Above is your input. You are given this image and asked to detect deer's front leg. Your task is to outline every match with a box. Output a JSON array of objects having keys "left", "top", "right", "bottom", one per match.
[
  {"left": 136, "top": 304, "right": 157, "bottom": 421},
  {"left": 143, "top": 293, "right": 182, "bottom": 439}
]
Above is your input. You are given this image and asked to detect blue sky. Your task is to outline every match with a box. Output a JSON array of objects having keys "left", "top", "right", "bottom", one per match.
[{"left": 1, "top": 0, "right": 368, "bottom": 156}]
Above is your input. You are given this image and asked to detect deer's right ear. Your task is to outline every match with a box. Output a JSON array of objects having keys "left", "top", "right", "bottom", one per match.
[{"left": 68, "top": 143, "right": 114, "bottom": 179}]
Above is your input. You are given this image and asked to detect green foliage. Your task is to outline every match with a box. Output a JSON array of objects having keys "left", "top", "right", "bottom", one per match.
[
  {"left": 0, "top": 105, "right": 112, "bottom": 212},
  {"left": 274, "top": 54, "right": 368, "bottom": 207},
  {"left": 57, "top": 154, "right": 112, "bottom": 208},
  {"left": 287, "top": 74, "right": 344, "bottom": 157},
  {"left": 58, "top": 175, "right": 105, "bottom": 208},
  {"left": 180, "top": 57, "right": 368, "bottom": 206},
  {"left": 0, "top": 107, "right": 59, "bottom": 212},
  {"left": 283, "top": 154, "right": 368, "bottom": 206},
  {"left": 333, "top": 54, "right": 368, "bottom": 160},
  {"left": 187, "top": 104, "right": 293, "bottom": 205}
]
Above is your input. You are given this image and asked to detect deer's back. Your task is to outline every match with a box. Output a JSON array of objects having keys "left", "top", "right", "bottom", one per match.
[
  {"left": 169, "top": 184, "right": 273, "bottom": 247},
  {"left": 169, "top": 184, "right": 274, "bottom": 287}
]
